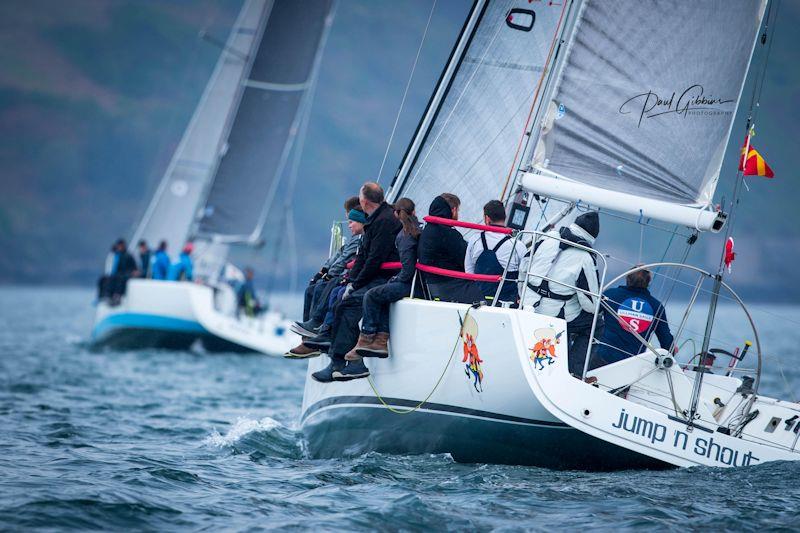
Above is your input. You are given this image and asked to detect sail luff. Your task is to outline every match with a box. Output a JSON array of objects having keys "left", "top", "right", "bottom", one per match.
[{"left": 131, "top": 0, "right": 270, "bottom": 252}]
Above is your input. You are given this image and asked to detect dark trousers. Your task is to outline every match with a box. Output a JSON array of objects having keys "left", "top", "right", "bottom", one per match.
[
  {"left": 323, "top": 285, "right": 346, "bottom": 326},
  {"left": 303, "top": 281, "right": 317, "bottom": 321},
  {"left": 426, "top": 278, "right": 483, "bottom": 304},
  {"left": 361, "top": 281, "right": 410, "bottom": 334},
  {"left": 329, "top": 278, "right": 386, "bottom": 360},
  {"left": 311, "top": 278, "right": 341, "bottom": 323},
  {"left": 567, "top": 311, "right": 604, "bottom": 376}
]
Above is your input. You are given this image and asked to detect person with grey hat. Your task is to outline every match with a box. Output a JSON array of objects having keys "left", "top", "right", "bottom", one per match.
[{"left": 520, "top": 211, "right": 603, "bottom": 377}]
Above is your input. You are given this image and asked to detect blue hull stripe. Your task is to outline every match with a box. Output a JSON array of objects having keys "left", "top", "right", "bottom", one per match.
[
  {"left": 92, "top": 312, "right": 206, "bottom": 340},
  {"left": 301, "top": 395, "right": 569, "bottom": 427}
]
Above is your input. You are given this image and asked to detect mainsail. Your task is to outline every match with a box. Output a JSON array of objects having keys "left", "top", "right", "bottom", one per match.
[
  {"left": 521, "top": 0, "right": 767, "bottom": 231},
  {"left": 388, "top": 0, "right": 572, "bottom": 223},
  {"left": 197, "top": 0, "right": 334, "bottom": 243},
  {"left": 132, "top": 0, "right": 270, "bottom": 254}
]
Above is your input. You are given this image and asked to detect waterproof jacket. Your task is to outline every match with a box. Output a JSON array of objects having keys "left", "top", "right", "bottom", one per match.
[
  {"left": 138, "top": 250, "right": 151, "bottom": 277},
  {"left": 391, "top": 229, "right": 419, "bottom": 284},
  {"left": 168, "top": 253, "right": 193, "bottom": 281},
  {"left": 326, "top": 234, "right": 361, "bottom": 277},
  {"left": 520, "top": 223, "right": 599, "bottom": 322},
  {"left": 112, "top": 251, "right": 137, "bottom": 277},
  {"left": 349, "top": 202, "right": 402, "bottom": 290},
  {"left": 151, "top": 251, "right": 171, "bottom": 280},
  {"left": 597, "top": 285, "right": 673, "bottom": 364},
  {"left": 418, "top": 196, "right": 467, "bottom": 283}
]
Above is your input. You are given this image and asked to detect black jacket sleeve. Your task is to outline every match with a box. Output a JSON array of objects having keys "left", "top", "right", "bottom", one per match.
[{"left": 351, "top": 216, "right": 400, "bottom": 290}]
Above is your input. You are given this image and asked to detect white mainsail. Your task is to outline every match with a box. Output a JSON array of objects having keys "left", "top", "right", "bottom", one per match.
[
  {"left": 132, "top": 0, "right": 270, "bottom": 254},
  {"left": 388, "top": 0, "right": 573, "bottom": 223},
  {"left": 521, "top": 0, "right": 767, "bottom": 232}
]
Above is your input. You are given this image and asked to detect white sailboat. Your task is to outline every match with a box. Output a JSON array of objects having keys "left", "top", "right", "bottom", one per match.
[
  {"left": 300, "top": 0, "right": 799, "bottom": 469},
  {"left": 92, "top": 0, "right": 335, "bottom": 354}
]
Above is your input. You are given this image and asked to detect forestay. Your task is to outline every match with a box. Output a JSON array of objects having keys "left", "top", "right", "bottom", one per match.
[
  {"left": 389, "top": 0, "right": 570, "bottom": 223},
  {"left": 197, "top": 0, "right": 333, "bottom": 242},
  {"left": 524, "top": 0, "right": 766, "bottom": 224},
  {"left": 132, "top": 0, "right": 269, "bottom": 254}
]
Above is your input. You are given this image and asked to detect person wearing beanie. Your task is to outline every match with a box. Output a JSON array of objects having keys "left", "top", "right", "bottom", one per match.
[
  {"left": 520, "top": 211, "right": 603, "bottom": 377},
  {"left": 287, "top": 200, "right": 365, "bottom": 358}
]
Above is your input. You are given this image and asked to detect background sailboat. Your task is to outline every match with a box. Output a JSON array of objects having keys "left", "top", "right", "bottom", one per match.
[{"left": 92, "top": 0, "right": 334, "bottom": 353}]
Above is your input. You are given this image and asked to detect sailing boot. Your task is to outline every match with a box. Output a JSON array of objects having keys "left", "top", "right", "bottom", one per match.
[
  {"left": 345, "top": 333, "right": 374, "bottom": 361},
  {"left": 356, "top": 332, "right": 389, "bottom": 358},
  {"left": 311, "top": 359, "right": 345, "bottom": 383},
  {"left": 303, "top": 326, "right": 332, "bottom": 351},
  {"left": 291, "top": 319, "right": 321, "bottom": 338},
  {"left": 332, "top": 359, "right": 370, "bottom": 381},
  {"left": 284, "top": 343, "right": 321, "bottom": 359}
]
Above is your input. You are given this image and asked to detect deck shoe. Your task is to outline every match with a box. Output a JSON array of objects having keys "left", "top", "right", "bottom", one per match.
[
  {"left": 345, "top": 333, "right": 374, "bottom": 361},
  {"left": 291, "top": 319, "right": 321, "bottom": 338},
  {"left": 303, "top": 332, "right": 332, "bottom": 351},
  {"left": 332, "top": 360, "right": 370, "bottom": 381},
  {"left": 311, "top": 359, "right": 345, "bottom": 383},
  {"left": 356, "top": 332, "right": 389, "bottom": 358},
  {"left": 284, "top": 343, "right": 321, "bottom": 359}
]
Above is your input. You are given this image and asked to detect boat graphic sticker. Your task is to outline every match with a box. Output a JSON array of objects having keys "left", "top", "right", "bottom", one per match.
[
  {"left": 530, "top": 327, "right": 563, "bottom": 370},
  {"left": 617, "top": 297, "right": 653, "bottom": 334},
  {"left": 460, "top": 314, "right": 484, "bottom": 392}
]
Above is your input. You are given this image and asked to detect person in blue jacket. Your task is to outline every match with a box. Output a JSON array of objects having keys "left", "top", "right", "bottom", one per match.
[
  {"left": 151, "top": 240, "right": 171, "bottom": 280},
  {"left": 594, "top": 267, "right": 674, "bottom": 367},
  {"left": 168, "top": 242, "right": 194, "bottom": 281}
]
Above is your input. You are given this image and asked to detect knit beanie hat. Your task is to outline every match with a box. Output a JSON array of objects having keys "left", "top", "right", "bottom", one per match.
[
  {"left": 574, "top": 211, "right": 600, "bottom": 238},
  {"left": 348, "top": 208, "right": 367, "bottom": 224}
]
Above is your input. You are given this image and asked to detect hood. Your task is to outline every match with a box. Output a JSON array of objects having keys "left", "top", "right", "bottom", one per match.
[
  {"left": 428, "top": 195, "right": 454, "bottom": 219},
  {"left": 559, "top": 223, "right": 595, "bottom": 250}
]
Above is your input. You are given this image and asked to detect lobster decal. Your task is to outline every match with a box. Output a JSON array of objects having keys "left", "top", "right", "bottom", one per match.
[{"left": 460, "top": 314, "right": 484, "bottom": 392}]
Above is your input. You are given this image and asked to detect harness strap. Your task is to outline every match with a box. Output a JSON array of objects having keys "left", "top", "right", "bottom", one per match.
[
  {"left": 480, "top": 232, "right": 489, "bottom": 251},
  {"left": 492, "top": 235, "right": 511, "bottom": 253},
  {"left": 527, "top": 280, "right": 574, "bottom": 301}
]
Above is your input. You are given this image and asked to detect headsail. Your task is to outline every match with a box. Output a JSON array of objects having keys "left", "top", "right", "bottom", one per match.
[
  {"left": 388, "top": 0, "right": 572, "bottom": 223},
  {"left": 132, "top": 0, "right": 270, "bottom": 254},
  {"left": 196, "top": 0, "right": 334, "bottom": 243},
  {"left": 521, "top": 0, "right": 767, "bottom": 232}
]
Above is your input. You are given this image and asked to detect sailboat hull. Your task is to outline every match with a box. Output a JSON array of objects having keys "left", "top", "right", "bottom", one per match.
[
  {"left": 300, "top": 299, "right": 668, "bottom": 470},
  {"left": 91, "top": 279, "right": 298, "bottom": 355}
]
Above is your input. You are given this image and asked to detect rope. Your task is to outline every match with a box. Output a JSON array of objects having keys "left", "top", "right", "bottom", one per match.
[
  {"left": 377, "top": 0, "right": 437, "bottom": 183},
  {"left": 367, "top": 307, "right": 473, "bottom": 414}
]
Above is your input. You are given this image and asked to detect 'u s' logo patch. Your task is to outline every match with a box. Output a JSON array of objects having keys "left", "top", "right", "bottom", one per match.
[{"left": 617, "top": 297, "right": 653, "bottom": 334}]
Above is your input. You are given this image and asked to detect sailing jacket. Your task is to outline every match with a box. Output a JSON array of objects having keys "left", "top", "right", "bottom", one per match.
[
  {"left": 349, "top": 202, "right": 402, "bottom": 290},
  {"left": 168, "top": 253, "right": 193, "bottom": 281},
  {"left": 417, "top": 196, "right": 467, "bottom": 283},
  {"left": 325, "top": 234, "right": 361, "bottom": 278},
  {"left": 390, "top": 229, "right": 420, "bottom": 284},
  {"left": 597, "top": 285, "right": 673, "bottom": 363},
  {"left": 151, "top": 251, "right": 171, "bottom": 280},
  {"left": 520, "top": 223, "right": 600, "bottom": 322}
]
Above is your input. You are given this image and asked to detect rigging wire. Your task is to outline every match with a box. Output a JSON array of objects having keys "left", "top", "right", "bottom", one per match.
[{"left": 377, "top": 0, "right": 437, "bottom": 183}]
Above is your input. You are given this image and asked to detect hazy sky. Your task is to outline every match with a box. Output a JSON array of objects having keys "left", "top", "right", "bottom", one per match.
[{"left": 1, "top": 0, "right": 799, "bottom": 301}]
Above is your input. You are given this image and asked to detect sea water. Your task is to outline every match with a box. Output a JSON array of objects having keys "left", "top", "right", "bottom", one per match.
[{"left": 1, "top": 286, "right": 799, "bottom": 531}]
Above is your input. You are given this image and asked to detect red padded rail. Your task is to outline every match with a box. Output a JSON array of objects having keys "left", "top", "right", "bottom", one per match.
[
  {"left": 416, "top": 263, "right": 501, "bottom": 282},
  {"left": 344, "top": 260, "right": 401, "bottom": 270},
  {"left": 423, "top": 215, "right": 513, "bottom": 234}
]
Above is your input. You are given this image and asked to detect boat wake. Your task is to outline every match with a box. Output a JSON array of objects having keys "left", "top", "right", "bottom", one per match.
[{"left": 204, "top": 416, "right": 303, "bottom": 459}]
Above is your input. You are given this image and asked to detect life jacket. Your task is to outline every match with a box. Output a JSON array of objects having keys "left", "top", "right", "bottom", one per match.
[{"left": 474, "top": 232, "right": 519, "bottom": 303}]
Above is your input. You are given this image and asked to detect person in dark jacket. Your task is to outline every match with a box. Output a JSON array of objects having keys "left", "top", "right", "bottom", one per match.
[
  {"left": 136, "top": 240, "right": 151, "bottom": 278},
  {"left": 344, "top": 198, "right": 420, "bottom": 362},
  {"left": 305, "top": 182, "right": 401, "bottom": 383},
  {"left": 107, "top": 238, "right": 137, "bottom": 304},
  {"left": 592, "top": 267, "right": 675, "bottom": 368},
  {"left": 417, "top": 194, "right": 479, "bottom": 303},
  {"left": 237, "top": 267, "right": 263, "bottom": 317}
]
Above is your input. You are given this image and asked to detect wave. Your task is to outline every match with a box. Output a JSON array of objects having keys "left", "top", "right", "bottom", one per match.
[{"left": 204, "top": 416, "right": 303, "bottom": 459}]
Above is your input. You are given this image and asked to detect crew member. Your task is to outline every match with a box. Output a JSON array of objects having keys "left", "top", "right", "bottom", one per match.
[
  {"left": 137, "top": 240, "right": 151, "bottom": 278},
  {"left": 151, "top": 240, "right": 171, "bottom": 280},
  {"left": 465, "top": 200, "right": 526, "bottom": 304},
  {"left": 521, "top": 212, "right": 602, "bottom": 377},
  {"left": 168, "top": 242, "right": 194, "bottom": 281}
]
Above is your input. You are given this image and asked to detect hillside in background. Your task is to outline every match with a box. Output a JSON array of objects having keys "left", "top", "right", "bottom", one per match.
[{"left": 1, "top": 0, "right": 799, "bottom": 302}]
